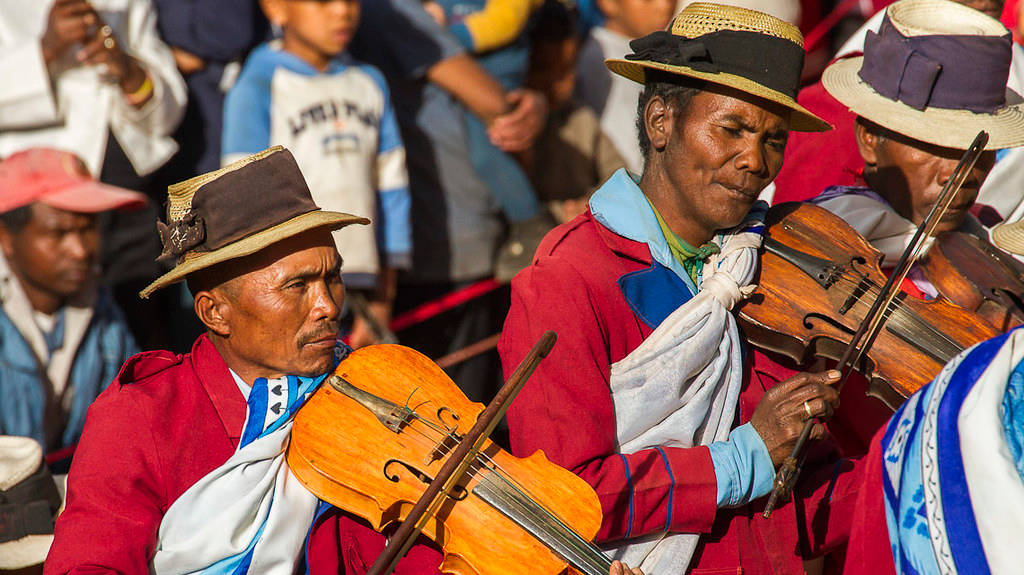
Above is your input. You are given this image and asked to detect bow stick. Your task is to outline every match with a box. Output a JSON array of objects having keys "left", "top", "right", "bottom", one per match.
[
  {"left": 762, "top": 130, "right": 990, "bottom": 518},
  {"left": 367, "top": 330, "right": 558, "bottom": 575}
]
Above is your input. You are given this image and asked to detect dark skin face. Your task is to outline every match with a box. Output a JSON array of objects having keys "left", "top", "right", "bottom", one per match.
[
  {"left": 637, "top": 82, "right": 840, "bottom": 465},
  {"left": 0, "top": 203, "right": 99, "bottom": 315},
  {"left": 639, "top": 85, "right": 789, "bottom": 246},
  {"left": 261, "top": 0, "right": 359, "bottom": 71},
  {"left": 856, "top": 121, "right": 996, "bottom": 233},
  {"left": 194, "top": 230, "right": 344, "bottom": 383}
]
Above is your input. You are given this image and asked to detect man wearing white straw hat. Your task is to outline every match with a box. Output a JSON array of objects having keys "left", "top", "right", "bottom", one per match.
[
  {"left": 810, "top": 0, "right": 1024, "bottom": 277},
  {"left": 44, "top": 146, "right": 644, "bottom": 575},
  {"left": 500, "top": 4, "right": 871, "bottom": 574}
]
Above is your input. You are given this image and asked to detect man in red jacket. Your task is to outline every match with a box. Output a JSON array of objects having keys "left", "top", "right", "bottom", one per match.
[
  {"left": 46, "top": 146, "right": 650, "bottom": 575},
  {"left": 499, "top": 4, "right": 875, "bottom": 574}
]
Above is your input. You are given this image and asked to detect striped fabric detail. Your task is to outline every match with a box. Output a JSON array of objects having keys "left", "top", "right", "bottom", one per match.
[
  {"left": 654, "top": 447, "right": 675, "bottom": 530},
  {"left": 619, "top": 453, "right": 636, "bottom": 538}
]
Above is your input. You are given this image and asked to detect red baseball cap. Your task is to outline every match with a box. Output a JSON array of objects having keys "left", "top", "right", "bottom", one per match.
[{"left": 0, "top": 148, "right": 147, "bottom": 215}]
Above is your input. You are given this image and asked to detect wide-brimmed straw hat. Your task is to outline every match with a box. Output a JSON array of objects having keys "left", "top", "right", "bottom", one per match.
[
  {"left": 605, "top": 2, "right": 830, "bottom": 132},
  {"left": 0, "top": 436, "right": 62, "bottom": 569},
  {"left": 139, "top": 147, "right": 368, "bottom": 298},
  {"left": 991, "top": 220, "right": 1024, "bottom": 255},
  {"left": 823, "top": 0, "right": 1024, "bottom": 149}
]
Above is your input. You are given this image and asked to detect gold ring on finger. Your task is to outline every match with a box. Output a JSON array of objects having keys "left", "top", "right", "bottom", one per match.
[
  {"left": 103, "top": 36, "right": 116, "bottom": 50},
  {"left": 803, "top": 400, "right": 814, "bottom": 419}
]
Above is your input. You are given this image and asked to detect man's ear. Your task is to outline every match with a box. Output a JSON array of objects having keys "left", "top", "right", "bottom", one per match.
[
  {"left": 0, "top": 225, "right": 14, "bottom": 261},
  {"left": 855, "top": 119, "right": 881, "bottom": 167},
  {"left": 644, "top": 95, "right": 673, "bottom": 153},
  {"left": 259, "top": 0, "right": 287, "bottom": 27},
  {"left": 194, "top": 289, "right": 232, "bottom": 337}
]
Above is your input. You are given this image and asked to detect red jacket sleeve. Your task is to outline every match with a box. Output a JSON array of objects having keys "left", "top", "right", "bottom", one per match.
[
  {"left": 499, "top": 256, "right": 719, "bottom": 543},
  {"left": 45, "top": 389, "right": 168, "bottom": 575}
]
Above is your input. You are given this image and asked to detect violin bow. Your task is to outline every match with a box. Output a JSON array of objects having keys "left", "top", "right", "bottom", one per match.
[
  {"left": 762, "top": 130, "right": 990, "bottom": 518},
  {"left": 366, "top": 330, "right": 558, "bottom": 575}
]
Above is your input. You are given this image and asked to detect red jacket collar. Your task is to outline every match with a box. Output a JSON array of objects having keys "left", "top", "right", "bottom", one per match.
[
  {"left": 191, "top": 334, "right": 246, "bottom": 447},
  {"left": 589, "top": 210, "right": 654, "bottom": 265}
]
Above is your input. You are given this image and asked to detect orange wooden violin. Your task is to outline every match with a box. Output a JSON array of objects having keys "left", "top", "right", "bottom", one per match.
[{"left": 286, "top": 340, "right": 614, "bottom": 575}]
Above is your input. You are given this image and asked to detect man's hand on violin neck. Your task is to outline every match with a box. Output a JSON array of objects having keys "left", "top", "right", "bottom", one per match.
[
  {"left": 609, "top": 560, "right": 643, "bottom": 575},
  {"left": 749, "top": 371, "right": 841, "bottom": 467}
]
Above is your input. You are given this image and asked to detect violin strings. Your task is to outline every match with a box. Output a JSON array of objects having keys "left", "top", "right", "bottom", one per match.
[
  {"left": 766, "top": 228, "right": 963, "bottom": 358},
  {"left": 388, "top": 413, "right": 611, "bottom": 573},
  {"left": 780, "top": 262, "right": 963, "bottom": 360},
  {"left": 827, "top": 271, "right": 963, "bottom": 360}
]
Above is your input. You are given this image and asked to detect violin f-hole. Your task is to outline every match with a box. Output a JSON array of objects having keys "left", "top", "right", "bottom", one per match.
[
  {"left": 803, "top": 312, "right": 856, "bottom": 335},
  {"left": 437, "top": 407, "right": 461, "bottom": 435},
  {"left": 382, "top": 459, "right": 468, "bottom": 501}
]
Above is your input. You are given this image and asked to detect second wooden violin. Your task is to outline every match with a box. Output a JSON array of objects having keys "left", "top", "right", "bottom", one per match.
[
  {"left": 737, "top": 202, "right": 999, "bottom": 410},
  {"left": 918, "top": 230, "right": 1024, "bottom": 332}
]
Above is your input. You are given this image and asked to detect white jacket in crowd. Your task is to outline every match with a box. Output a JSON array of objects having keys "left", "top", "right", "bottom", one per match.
[{"left": 0, "top": 0, "right": 187, "bottom": 177}]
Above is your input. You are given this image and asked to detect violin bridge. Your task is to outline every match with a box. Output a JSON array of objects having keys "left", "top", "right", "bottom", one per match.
[{"left": 838, "top": 276, "right": 871, "bottom": 315}]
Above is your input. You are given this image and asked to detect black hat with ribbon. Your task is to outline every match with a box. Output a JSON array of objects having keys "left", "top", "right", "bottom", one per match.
[
  {"left": 140, "top": 146, "right": 368, "bottom": 298},
  {"left": 605, "top": 2, "right": 831, "bottom": 132},
  {"left": 823, "top": 0, "right": 1024, "bottom": 149}
]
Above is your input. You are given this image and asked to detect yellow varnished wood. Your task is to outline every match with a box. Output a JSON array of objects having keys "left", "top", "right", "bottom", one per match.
[{"left": 287, "top": 344, "right": 603, "bottom": 575}]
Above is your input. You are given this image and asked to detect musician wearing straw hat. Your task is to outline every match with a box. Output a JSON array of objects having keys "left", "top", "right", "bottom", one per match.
[
  {"left": 499, "top": 4, "right": 868, "bottom": 574},
  {"left": 810, "top": 0, "right": 1024, "bottom": 286},
  {"left": 44, "top": 147, "right": 644, "bottom": 575},
  {"left": 802, "top": 0, "right": 1024, "bottom": 456}
]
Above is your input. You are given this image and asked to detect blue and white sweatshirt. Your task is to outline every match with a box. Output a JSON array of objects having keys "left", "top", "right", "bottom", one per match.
[{"left": 222, "top": 42, "right": 411, "bottom": 288}]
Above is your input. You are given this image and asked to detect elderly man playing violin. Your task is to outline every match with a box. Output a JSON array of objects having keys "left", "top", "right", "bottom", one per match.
[
  {"left": 44, "top": 147, "right": 644, "bottom": 575},
  {"left": 803, "top": 0, "right": 1024, "bottom": 456},
  {"left": 499, "top": 4, "right": 871, "bottom": 574}
]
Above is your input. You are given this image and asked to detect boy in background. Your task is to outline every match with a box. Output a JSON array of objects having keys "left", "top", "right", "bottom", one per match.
[
  {"left": 524, "top": 0, "right": 623, "bottom": 223},
  {"left": 575, "top": 0, "right": 673, "bottom": 174},
  {"left": 222, "top": 0, "right": 410, "bottom": 347}
]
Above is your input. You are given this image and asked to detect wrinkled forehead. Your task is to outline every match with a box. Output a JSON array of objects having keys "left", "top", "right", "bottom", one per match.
[
  {"left": 676, "top": 85, "right": 791, "bottom": 136},
  {"left": 200, "top": 229, "right": 342, "bottom": 295}
]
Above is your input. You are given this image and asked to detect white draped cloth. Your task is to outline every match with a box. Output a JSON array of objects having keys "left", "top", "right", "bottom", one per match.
[
  {"left": 601, "top": 212, "right": 764, "bottom": 574},
  {"left": 151, "top": 369, "right": 331, "bottom": 575}
]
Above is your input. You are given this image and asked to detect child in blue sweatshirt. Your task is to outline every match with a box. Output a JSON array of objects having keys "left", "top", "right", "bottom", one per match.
[{"left": 223, "top": 0, "right": 411, "bottom": 347}]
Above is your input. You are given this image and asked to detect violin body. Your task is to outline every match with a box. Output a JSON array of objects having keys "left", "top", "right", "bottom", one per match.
[
  {"left": 737, "top": 202, "right": 999, "bottom": 410},
  {"left": 287, "top": 344, "right": 606, "bottom": 575},
  {"left": 919, "top": 231, "right": 1024, "bottom": 332}
]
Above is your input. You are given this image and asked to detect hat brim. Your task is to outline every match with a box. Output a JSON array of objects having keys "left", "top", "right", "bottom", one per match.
[
  {"left": 39, "top": 181, "right": 148, "bottom": 213},
  {"left": 0, "top": 535, "right": 53, "bottom": 569},
  {"left": 991, "top": 221, "right": 1024, "bottom": 255},
  {"left": 823, "top": 56, "right": 1024, "bottom": 149},
  {"left": 139, "top": 210, "right": 369, "bottom": 299},
  {"left": 605, "top": 58, "right": 832, "bottom": 132}
]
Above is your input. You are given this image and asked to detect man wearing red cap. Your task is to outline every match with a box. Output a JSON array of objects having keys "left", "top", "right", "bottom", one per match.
[{"left": 0, "top": 148, "right": 144, "bottom": 461}]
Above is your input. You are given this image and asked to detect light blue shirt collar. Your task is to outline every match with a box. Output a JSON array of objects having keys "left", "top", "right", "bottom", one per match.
[{"left": 589, "top": 169, "right": 699, "bottom": 294}]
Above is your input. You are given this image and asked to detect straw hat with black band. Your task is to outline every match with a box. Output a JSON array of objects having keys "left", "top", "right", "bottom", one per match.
[
  {"left": 822, "top": 0, "right": 1024, "bottom": 150},
  {"left": 139, "top": 146, "right": 368, "bottom": 299},
  {"left": 605, "top": 2, "right": 831, "bottom": 133}
]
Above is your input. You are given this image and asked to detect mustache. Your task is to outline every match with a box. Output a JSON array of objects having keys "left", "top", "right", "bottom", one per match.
[{"left": 298, "top": 321, "right": 341, "bottom": 345}]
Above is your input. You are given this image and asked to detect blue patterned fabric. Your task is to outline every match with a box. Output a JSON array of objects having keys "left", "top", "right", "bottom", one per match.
[{"left": 880, "top": 329, "right": 1024, "bottom": 574}]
